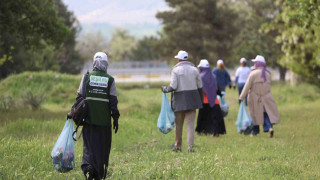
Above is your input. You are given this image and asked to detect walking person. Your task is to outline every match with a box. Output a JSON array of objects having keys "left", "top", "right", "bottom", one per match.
[
  {"left": 235, "top": 57, "right": 251, "bottom": 105},
  {"left": 212, "top": 59, "right": 232, "bottom": 92},
  {"left": 195, "top": 60, "right": 226, "bottom": 137},
  {"left": 77, "top": 52, "right": 120, "bottom": 179},
  {"left": 162, "top": 50, "right": 203, "bottom": 152},
  {"left": 239, "top": 55, "right": 280, "bottom": 137}
]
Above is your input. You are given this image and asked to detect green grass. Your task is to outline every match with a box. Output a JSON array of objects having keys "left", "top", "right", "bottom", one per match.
[{"left": 0, "top": 72, "right": 320, "bottom": 179}]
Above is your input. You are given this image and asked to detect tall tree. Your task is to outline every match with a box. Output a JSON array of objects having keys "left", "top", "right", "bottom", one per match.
[
  {"left": 0, "top": 0, "right": 82, "bottom": 78},
  {"left": 156, "top": 0, "right": 240, "bottom": 65},
  {"left": 266, "top": 0, "right": 320, "bottom": 85},
  {"left": 76, "top": 32, "right": 109, "bottom": 61},
  {"left": 130, "top": 36, "right": 160, "bottom": 61},
  {"left": 109, "top": 29, "right": 136, "bottom": 61}
]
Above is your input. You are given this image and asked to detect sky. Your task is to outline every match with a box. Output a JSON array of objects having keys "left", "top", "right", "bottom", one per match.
[{"left": 62, "top": 0, "right": 168, "bottom": 26}]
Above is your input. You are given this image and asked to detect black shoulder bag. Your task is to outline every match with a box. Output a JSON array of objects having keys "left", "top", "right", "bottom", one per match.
[{"left": 69, "top": 71, "right": 89, "bottom": 141}]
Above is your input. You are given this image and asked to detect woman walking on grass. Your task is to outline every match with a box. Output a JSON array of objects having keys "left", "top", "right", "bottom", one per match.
[
  {"left": 239, "top": 55, "right": 280, "bottom": 137},
  {"left": 196, "top": 60, "right": 226, "bottom": 137},
  {"left": 212, "top": 59, "right": 232, "bottom": 92},
  {"left": 76, "top": 52, "right": 120, "bottom": 179}
]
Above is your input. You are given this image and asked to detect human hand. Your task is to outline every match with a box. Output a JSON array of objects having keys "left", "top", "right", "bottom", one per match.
[
  {"left": 67, "top": 112, "right": 72, "bottom": 119},
  {"left": 161, "top": 86, "right": 167, "bottom": 93},
  {"left": 113, "top": 119, "right": 119, "bottom": 134}
]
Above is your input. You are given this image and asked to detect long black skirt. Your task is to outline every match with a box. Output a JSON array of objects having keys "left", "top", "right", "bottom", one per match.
[
  {"left": 196, "top": 104, "right": 226, "bottom": 135},
  {"left": 81, "top": 124, "right": 112, "bottom": 179}
]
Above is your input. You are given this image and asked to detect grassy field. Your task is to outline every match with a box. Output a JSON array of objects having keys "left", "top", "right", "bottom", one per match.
[{"left": 0, "top": 72, "right": 320, "bottom": 179}]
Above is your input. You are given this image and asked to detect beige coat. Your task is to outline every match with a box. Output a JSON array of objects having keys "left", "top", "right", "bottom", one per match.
[{"left": 239, "top": 68, "right": 280, "bottom": 125}]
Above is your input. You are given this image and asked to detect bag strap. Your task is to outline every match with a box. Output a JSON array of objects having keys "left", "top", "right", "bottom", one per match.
[
  {"left": 72, "top": 71, "right": 89, "bottom": 141},
  {"left": 72, "top": 122, "right": 83, "bottom": 141}
]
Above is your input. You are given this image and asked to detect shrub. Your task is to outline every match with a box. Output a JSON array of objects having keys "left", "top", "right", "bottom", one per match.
[
  {"left": 22, "top": 89, "right": 46, "bottom": 110},
  {"left": 0, "top": 96, "right": 16, "bottom": 112}
]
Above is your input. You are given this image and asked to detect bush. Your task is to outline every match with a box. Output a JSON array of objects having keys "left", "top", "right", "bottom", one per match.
[
  {"left": 0, "top": 96, "right": 16, "bottom": 112},
  {"left": 22, "top": 89, "right": 46, "bottom": 110}
]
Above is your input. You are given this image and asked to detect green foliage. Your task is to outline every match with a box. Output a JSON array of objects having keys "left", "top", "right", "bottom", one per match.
[
  {"left": 109, "top": 29, "right": 136, "bottom": 61},
  {"left": 157, "top": 0, "right": 240, "bottom": 65},
  {"left": 229, "top": 0, "right": 282, "bottom": 67},
  {"left": 130, "top": 36, "right": 161, "bottom": 61},
  {"left": 0, "top": 96, "right": 16, "bottom": 112},
  {"left": 22, "top": 89, "right": 46, "bottom": 110},
  {"left": 0, "top": 71, "right": 80, "bottom": 105},
  {"left": 0, "top": 0, "right": 83, "bottom": 78},
  {"left": 266, "top": 0, "right": 320, "bottom": 85},
  {"left": 0, "top": 79, "right": 320, "bottom": 178},
  {"left": 76, "top": 32, "right": 109, "bottom": 61}
]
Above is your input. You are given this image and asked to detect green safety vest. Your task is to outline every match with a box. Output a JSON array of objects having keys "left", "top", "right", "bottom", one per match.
[{"left": 85, "top": 71, "right": 114, "bottom": 126}]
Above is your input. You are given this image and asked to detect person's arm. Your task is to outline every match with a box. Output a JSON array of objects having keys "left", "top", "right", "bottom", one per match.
[
  {"left": 217, "top": 89, "right": 222, "bottom": 97},
  {"left": 239, "top": 73, "right": 253, "bottom": 100},
  {"left": 196, "top": 70, "right": 203, "bottom": 102},
  {"left": 226, "top": 70, "right": 232, "bottom": 87},
  {"left": 109, "top": 81, "right": 120, "bottom": 134},
  {"left": 162, "top": 71, "right": 177, "bottom": 93},
  {"left": 235, "top": 68, "right": 240, "bottom": 85}
]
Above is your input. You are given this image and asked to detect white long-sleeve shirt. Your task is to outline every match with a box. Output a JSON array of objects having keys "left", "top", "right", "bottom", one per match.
[{"left": 235, "top": 66, "right": 251, "bottom": 84}]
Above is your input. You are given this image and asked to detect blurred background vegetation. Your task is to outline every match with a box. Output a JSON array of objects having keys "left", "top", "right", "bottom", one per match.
[{"left": 0, "top": 0, "right": 319, "bottom": 85}]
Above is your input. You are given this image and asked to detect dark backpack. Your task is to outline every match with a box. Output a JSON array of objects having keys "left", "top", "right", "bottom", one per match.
[
  {"left": 70, "top": 96, "right": 88, "bottom": 126},
  {"left": 69, "top": 72, "right": 89, "bottom": 141}
]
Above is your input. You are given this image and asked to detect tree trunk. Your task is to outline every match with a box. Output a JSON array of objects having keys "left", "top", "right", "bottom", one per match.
[
  {"left": 290, "top": 72, "right": 301, "bottom": 86},
  {"left": 279, "top": 66, "right": 287, "bottom": 81}
]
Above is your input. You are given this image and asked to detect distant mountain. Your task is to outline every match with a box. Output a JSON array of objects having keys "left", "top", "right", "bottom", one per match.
[{"left": 80, "top": 22, "right": 162, "bottom": 39}]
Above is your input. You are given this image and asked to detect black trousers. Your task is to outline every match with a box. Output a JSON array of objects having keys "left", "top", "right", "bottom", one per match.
[{"left": 81, "top": 124, "right": 112, "bottom": 179}]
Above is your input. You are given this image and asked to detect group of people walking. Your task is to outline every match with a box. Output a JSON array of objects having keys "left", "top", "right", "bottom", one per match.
[
  {"left": 162, "top": 50, "right": 280, "bottom": 153},
  {"left": 73, "top": 50, "right": 280, "bottom": 179}
]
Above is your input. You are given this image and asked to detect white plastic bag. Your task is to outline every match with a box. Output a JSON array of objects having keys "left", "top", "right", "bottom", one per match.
[
  {"left": 217, "top": 91, "right": 229, "bottom": 117},
  {"left": 51, "top": 119, "right": 75, "bottom": 172},
  {"left": 157, "top": 93, "right": 175, "bottom": 134},
  {"left": 235, "top": 102, "right": 253, "bottom": 134}
]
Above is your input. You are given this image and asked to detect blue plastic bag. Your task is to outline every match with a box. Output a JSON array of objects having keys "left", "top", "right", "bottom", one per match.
[
  {"left": 157, "top": 92, "right": 175, "bottom": 134},
  {"left": 217, "top": 91, "right": 229, "bottom": 117},
  {"left": 51, "top": 119, "right": 75, "bottom": 172},
  {"left": 235, "top": 102, "right": 253, "bottom": 134}
]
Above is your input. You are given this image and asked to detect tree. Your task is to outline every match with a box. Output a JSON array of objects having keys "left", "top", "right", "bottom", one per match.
[
  {"left": 0, "top": 0, "right": 82, "bottom": 78},
  {"left": 156, "top": 0, "right": 240, "bottom": 66},
  {"left": 0, "top": 0, "right": 69, "bottom": 63},
  {"left": 76, "top": 32, "right": 109, "bottom": 61},
  {"left": 229, "top": 0, "right": 286, "bottom": 80},
  {"left": 267, "top": 0, "right": 320, "bottom": 85},
  {"left": 109, "top": 29, "right": 136, "bottom": 61},
  {"left": 130, "top": 36, "right": 161, "bottom": 61},
  {"left": 53, "top": 0, "right": 83, "bottom": 74}
]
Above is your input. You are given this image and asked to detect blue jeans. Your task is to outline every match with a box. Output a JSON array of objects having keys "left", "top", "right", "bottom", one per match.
[
  {"left": 238, "top": 83, "right": 247, "bottom": 105},
  {"left": 252, "top": 112, "right": 273, "bottom": 135}
]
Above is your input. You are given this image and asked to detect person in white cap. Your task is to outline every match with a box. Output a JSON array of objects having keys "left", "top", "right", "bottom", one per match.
[
  {"left": 75, "top": 52, "right": 120, "bottom": 179},
  {"left": 235, "top": 57, "right": 251, "bottom": 105},
  {"left": 196, "top": 60, "right": 226, "bottom": 137},
  {"left": 212, "top": 59, "right": 232, "bottom": 91},
  {"left": 239, "top": 55, "right": 280, "bottom": 138},
  {"left": 161, "top": 50, "right": 203, "bottom": 152}
]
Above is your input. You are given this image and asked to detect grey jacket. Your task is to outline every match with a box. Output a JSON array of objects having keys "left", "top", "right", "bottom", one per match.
[{"left": 164, "top": 61, "right": 203, "bottom": 112}]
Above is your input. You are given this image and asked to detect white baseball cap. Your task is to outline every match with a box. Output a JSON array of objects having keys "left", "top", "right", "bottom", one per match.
[
  {"left": 252, "top": 55, "right": 265, "bottom": 63},
  {"left": 217, "top": 59, "right": 224, "bottom": 65},
  {"left": 174, "top": 50, "right": 188, "bottom": 60},
  {"left": 197, "top": 59, "right": 210, "bottom": 68},
  {"left": 240, "top": 57, "right": 247, "bottom": 63},
  {"left": 93, "top": 52, "right": 108, "bottom": 62}
]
